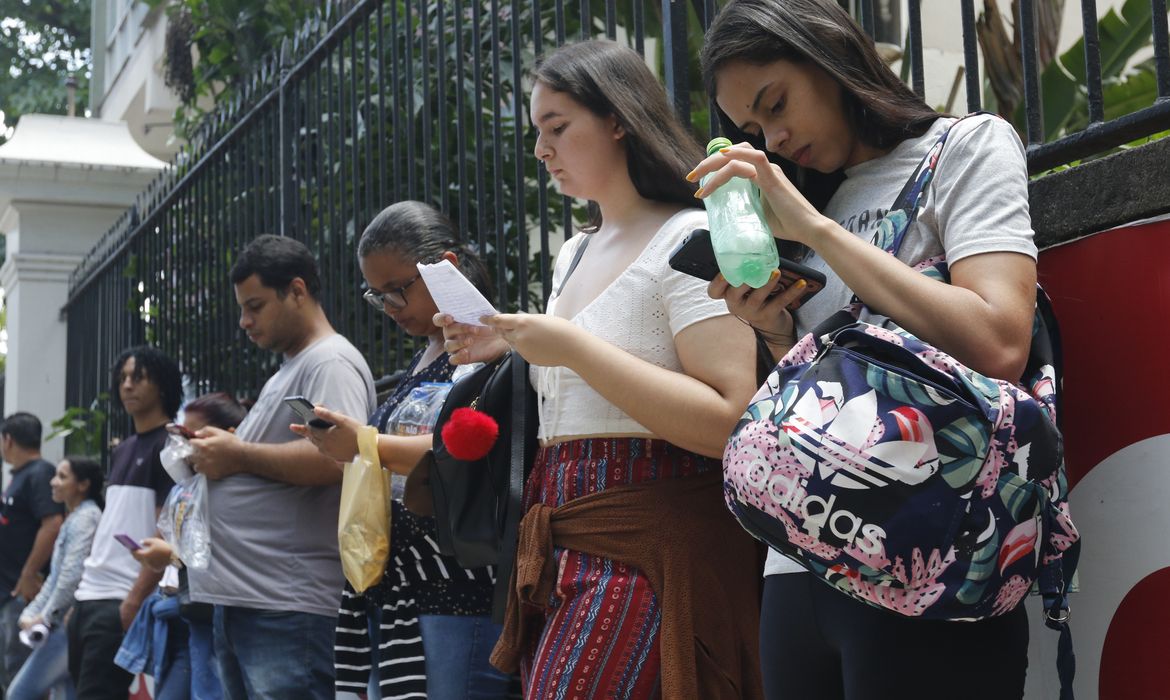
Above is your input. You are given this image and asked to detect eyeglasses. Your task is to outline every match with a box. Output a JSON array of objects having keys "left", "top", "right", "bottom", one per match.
[{"left": 362, "top": 273, "right": 421, "bottom": 311}]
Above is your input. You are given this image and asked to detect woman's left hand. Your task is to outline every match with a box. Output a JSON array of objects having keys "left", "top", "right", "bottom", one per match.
[
  {"left": 689, "top": 142, "right": 828, "bottom": 246},
  {"left": 133, "top": 537, "right": 175, "bottom": 573},
  {"left": 290, "top": 406, "right": 365, "bottom": 464},
  {"left": 481, "top": 313, "right": 585, "bottom": 367}
]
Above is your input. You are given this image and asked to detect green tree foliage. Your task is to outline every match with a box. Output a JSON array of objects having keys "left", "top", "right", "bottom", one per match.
[
  {"left": 145, "top": 0, "right": 319, "bottom": 135},
  {"left": 0, "top": 0, "right": 90, "bottom": 142}
]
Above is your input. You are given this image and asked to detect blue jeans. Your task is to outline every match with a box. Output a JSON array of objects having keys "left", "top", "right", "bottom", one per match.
[
  {"left": 0, "top": 596, "right": 32, "bottom": 689},
  {"left": 186, "top": 617, "right": 221, "bottom": 700},
  {"left": 418, "top": 614, "right": 511, "bottom": 700},
  {"left": 6, "top": 625, "right": 76, "bottom": 700},
  {"left": 212, "top": 606, "right": 335, "bottom": 700},
  {"left": 152, "top": 620, "right": 190, "bottom": 700}
]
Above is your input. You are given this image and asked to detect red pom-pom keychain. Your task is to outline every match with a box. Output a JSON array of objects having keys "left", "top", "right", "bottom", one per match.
[{"left": 441, "top": 407, "right": 500, "bottom": 461}]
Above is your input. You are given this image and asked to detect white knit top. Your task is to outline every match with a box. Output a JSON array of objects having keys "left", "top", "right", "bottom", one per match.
[{"left": 533, "top": 208, "right": 731, "bottom": 443}]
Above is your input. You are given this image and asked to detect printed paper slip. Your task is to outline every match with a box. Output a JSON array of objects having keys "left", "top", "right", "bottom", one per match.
[{"left": 416, "top": 259, "right": 499, "bottom": 326}]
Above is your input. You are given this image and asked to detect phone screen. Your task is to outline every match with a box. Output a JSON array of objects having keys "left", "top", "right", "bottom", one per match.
[{"left": 283, "top": 396, "right": 333, "bottom": 429}]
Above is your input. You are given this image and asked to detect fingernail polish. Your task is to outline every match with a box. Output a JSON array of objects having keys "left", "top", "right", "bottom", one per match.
[
  {"left": 795, "top": 279, "right": 808, "bottom": 289},
  {"left": 694, "top": 187, "right": 704, "bottom": 198},
  {"left": 769, "top": 270, "right": 780, "bottom": 281},
  {"left": 719, "top": 147, "right": 730, "bottom": 154},
  {"left": 685, "top": 169, "right": 698, "bottom": 182}
]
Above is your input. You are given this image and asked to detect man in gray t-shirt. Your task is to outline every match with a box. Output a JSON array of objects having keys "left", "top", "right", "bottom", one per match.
[{"left": 188, "top": 235, "right": 375, "bottom": 700}]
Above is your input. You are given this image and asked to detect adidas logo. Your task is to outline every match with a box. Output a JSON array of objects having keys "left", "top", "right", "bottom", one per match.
[
  {"left": 785, "top": 384, "right": 940, "bottom": 490},
  {"left": 755, "top": 469, "right": 887, "bottom": 554}
]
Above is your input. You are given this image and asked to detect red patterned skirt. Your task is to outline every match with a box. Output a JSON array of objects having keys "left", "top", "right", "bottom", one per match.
[{"left": 518, "top": 437, "right": 718, "bottom": 700}]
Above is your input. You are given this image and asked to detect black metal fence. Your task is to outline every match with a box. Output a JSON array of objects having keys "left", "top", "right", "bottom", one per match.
[{"left": 63, "top": 0, "right": 1170, "bottom": 454}]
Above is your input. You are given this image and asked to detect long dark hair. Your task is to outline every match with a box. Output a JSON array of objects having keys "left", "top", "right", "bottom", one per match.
[
  {"left": 64, "top": 455, "right": 105, "bottom": 511},
  {"left": 701, "top": 0, "right": 941, "bottom": 217},
  {"left": 534, "top": 40, "right": 702, "bottom": 231},
  {"left": 358, "top": 201, "right": 494, "bottom": 305}
]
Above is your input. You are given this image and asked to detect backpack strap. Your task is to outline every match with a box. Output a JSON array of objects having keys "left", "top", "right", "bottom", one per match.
[
  {"left": 554, "top": 233, "right": 593, "bottom": 298},
  {"left": 844, "top": 112, "right": 992, "bottom": 314},
  {"left": 491, "top": 352, "right": 529, "bottom": 621}
]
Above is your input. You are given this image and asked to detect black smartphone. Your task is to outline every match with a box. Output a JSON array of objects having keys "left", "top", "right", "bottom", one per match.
[
  {"left": 283, "top": 395, "right": 334, "bottom": 429},
  {"left": 668, "top": 228, "right": 826, "bottom": 310}
]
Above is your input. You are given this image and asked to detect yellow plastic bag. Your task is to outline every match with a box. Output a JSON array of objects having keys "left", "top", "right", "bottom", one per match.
[{"left": 337, "top": 425, "right": 391, "bottom": 593}]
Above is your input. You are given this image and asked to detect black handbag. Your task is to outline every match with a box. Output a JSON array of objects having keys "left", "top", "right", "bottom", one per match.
[
  {"left": 411, "top": 233, "right": 592, "bottom": 620},
  {"left": 408, "top": 352, "right": 536, "bottom": 621},
  {"left": 423, "top": 351, "right": 538, "bottom": 569}
]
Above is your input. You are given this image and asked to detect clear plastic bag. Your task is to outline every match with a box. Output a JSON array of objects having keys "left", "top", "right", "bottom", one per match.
[
  {"left": 337, "top": 425, "right": 390, "bottom": 593},
  {"left": 387, "top": 382, "right": 453, "bottom": 436},
  {"left": 157, "top": 473, "right": 212, "bottom": 570},
  {"left": 160, "top": 434, "right": 195, "bottom": 482}
]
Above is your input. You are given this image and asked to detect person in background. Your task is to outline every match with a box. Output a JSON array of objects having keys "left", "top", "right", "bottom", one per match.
[
  {"left": 70, "top": 346, "right": 182, "bottom": 700},
  {"left": 186, "top": 234, "right": 376, "bottom": 700},
  {"left": 127, "top": 392, "right": 248, "bottom": 700},
  {"left": 0, "top": 412, "right": 65, "bottom": 692},
  {"left": 7, "top": 456, "right": 105, "bottom": 700},
  {"left": 296, "top": 201, "right": 512, "bottom": 700}
]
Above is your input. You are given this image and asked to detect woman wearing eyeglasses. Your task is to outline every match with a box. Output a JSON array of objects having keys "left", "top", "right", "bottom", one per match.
[{"left": 292, "top": 200, "right": 513, "bottom": 700}]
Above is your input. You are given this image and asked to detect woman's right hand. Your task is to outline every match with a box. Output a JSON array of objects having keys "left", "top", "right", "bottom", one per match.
[
  {"left": 434, "top": 313, "right": 509, "bottom": 365},
  {"left": 289, "top": 406, "right": 363, "bottom": 465},
  {"left": 707, "top": 270, "right": 805, "bottom": 346}
]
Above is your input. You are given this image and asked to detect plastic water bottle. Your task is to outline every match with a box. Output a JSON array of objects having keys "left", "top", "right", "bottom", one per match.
[{"left": 700, "top": 137, "right": 779, "bottom": 288}]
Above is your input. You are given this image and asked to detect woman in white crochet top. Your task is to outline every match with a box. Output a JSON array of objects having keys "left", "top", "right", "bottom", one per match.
[{"left": 437, "top": 40, "right": 765, "bottom": 699}]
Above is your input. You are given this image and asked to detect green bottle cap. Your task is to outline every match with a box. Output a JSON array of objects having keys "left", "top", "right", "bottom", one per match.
[{"left": 706, "top": 137, "right": 733, "bottom": 156}]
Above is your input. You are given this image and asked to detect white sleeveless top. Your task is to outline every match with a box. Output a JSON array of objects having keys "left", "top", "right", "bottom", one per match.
[{"left": 532, "top": 208, "right": 731, "bottom": 443}]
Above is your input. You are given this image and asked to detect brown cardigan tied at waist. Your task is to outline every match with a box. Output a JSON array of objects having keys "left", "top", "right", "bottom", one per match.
[{"left": 490, "top": 469, "right": 764, "bottom": 700}]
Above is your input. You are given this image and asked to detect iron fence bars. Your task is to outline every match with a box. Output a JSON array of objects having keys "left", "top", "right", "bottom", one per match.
[
  {"left": 1011, "top": 1, "right": 1170, "bottom": 173},
  {"left": 907, "top": 0, "right": 925, "bottom": 98},
  {"left": 662, "top": 0, "right": 690, "bottom": 120},
  {"left": 61, "top": 0, "right": 1170, "bottom": 459},
  {"left": 1082, "top": 0, "right": 1106, "bottom": 126},
  {"left": 1154, "top": 0, "right": 1170, "bottom": 96},
  {"left": 960, "top": 0, "right": 982, "bottom": 112},
  {"left": 1020, "top": 0, "right": 1047, "bottom": 145}
]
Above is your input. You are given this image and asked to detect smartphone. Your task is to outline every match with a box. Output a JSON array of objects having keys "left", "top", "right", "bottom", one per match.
[
  {"left": 668, "top": 228, "right": 826, "bottom": 310},
  {"left": 166, "top": 422, "right": 196, "bottom": 440},
  {"left": 283, "top": 395, "right": 334, "bottom": 429},
  {"left": 113, "top": 533, "right": 142, "bottom": 552}
]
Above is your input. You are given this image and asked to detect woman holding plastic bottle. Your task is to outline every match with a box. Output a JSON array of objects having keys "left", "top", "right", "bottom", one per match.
[
  {"left": 293, "top": 200, "right": 513, "bottom": 700},
  {"left": 436, "top": 40, "right": 764, "bottom": 699},
  {"left": 688, "top": 1, "right": 1065, "bottom": 698},
  {"left": 8, "top": 457, "right": 105, "bottom": 700}
]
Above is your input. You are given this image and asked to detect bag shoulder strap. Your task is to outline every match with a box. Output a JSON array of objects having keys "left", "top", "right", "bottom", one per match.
[
  {"left": 553, "top": 233, "right": 593, "bottom": 297},
  {"left": 492, "top": 353, "right": 530, "bottom": 621},
  {"left": 843, "top": 112, "right": 989, "bottom": 315}
]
